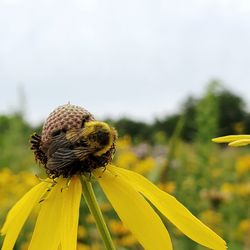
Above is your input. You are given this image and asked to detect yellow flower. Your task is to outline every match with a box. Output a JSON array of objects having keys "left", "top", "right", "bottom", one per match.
[
  {"left": 199, "top": 209, "right": 223, "bottom": 235},
  {"left": 220, "top": 182, "right": 250, "bottom": 197},
  {"left": 108, "top": 219, "right": 130, "bottom": 235},
  {"left": 116, "top": 234, "right": 137, "bottom": 247},
  {"left": 1, "top": 176, "right": 81, "bottom": 250},
  {"left": 212, "top": 134, "right": 250, "bottom": 146},
  {"left": 77, "top": 225, "right": 87, "bottom": 239},
  {"left": 158, "top": 182, "right": 176, "bottom": 194},
  {"left": 235, "top": 155, "right": 250, "bottom": 175},
  {"left": 238, "top": 219, "right": 250, "bottom": 238},
  {"left": 1, "top": 164, "right": 226, "bottom": 250},
  {"left": 235, "top": 183, "right": 250, "bottom": 196},
  {"left": 1, "top": 104, "right": 226, "bottom": 250}
]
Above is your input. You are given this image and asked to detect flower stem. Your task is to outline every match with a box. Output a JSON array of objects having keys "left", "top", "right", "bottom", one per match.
[{"left": 80, "top": 176, "right": 116, "bottom": 250}]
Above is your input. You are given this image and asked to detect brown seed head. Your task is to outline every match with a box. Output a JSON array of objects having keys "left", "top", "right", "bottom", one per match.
[{"left": 41, "top": 103, "right": 94, "bottom": 144}]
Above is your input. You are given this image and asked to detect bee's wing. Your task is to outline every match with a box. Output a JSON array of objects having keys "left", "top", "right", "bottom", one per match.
[
  {"left": 45, "top": 132, "right": 75, "bottom": 170},
  {"left": 72, "top": 147, "right": 95, "bottom": 161},
  {"left": 46, "top": 129, "right": 97, "bottom": 171},
  {"left": 46, "top": 133, "right": 71, "bottom": 157},
  {"left": 47, "top": 147, "right": 78, "bottom": 170},
  {"left": 66, "top": 129, "right": 81, "bottom": 143}
]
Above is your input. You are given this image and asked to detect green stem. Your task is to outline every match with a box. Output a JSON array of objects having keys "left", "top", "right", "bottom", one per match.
[{"left": 80, "top": 176, "right": 116, "bottom": 250}]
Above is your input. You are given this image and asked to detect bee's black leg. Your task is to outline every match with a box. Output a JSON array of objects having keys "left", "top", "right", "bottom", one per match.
[
  {"left": 39, "top": 182, "right": 56, "bottom": 203},
  {"left": 102, "top": 165, "right": 107, "bottom": 173},
  {"left": 30, "top": 133, "right": 47, "bottom": 165},
  {"left": 61, "top": 177, "right": 72, "bottom": 192},
  {"left": 87, "top": 171, "right": 92, "bottom": 181},
  {"left": 35, "top": 174, "right": 56, "bottom": 184}
]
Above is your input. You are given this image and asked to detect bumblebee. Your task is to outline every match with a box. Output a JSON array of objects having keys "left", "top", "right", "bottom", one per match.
[{"left": 30, "top": 121, "right": 117, "bottom": 178}]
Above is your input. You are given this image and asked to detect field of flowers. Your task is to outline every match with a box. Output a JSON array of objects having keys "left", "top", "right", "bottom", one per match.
[
  {"left": 1, "top": 84, "right": 250, "bottom": 249},
  {"left": 1, "top": 133, "right": 250, "bottom": 250}
]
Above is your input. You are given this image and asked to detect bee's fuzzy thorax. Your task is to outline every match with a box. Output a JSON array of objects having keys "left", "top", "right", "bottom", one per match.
[{"left": 81, "top": 121, "right": 118, "bottom": 156}]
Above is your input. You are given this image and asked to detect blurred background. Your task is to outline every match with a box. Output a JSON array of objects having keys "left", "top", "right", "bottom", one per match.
[{"left": 1, "top": 0, "right": 250, "bottom": 249}]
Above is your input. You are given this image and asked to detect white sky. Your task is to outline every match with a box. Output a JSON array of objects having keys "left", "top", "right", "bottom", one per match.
[{"left": 0, "top": 0, "right": 250, "bottom": 124}]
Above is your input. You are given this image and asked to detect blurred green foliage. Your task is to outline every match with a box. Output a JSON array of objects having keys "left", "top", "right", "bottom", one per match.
[{"left": 0, "top": 112, "right": 36, "bottom": 172}]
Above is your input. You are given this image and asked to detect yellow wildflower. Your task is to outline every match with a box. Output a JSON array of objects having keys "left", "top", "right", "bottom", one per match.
[
  {"left": 199, "top": 209, "right": 223, "bottom": 235},
  {"left": 117, "top": 234, "right": 137, "bottom": 247},
  {"left": 236, "top": 155, "right": 250, "bottom": 175},
  {"left": 108, "top": 219, "right": 130, "bottom": 235},
  {"left": 212, "top": 134, "right": 250, "bottom": 146},
  {"left": 1, "top": 104, "right": 226, "bottom": 250}
]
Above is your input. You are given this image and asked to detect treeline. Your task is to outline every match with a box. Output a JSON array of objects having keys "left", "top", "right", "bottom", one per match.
[
  {"left": 107, "top": 81, "right": 250, "bottom": 143},
  {"left": 1, "top": 81, "right": 250, "bottom": 146}
]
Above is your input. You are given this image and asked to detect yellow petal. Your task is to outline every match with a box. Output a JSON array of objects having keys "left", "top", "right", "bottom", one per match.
[
  {"left": 94, "top": 169, "right": 172, "bottom": 250},
  {"left": 61, "top": 177, "right": 82, "bottom": 250},
  {"left": 110, "top": 165, "right": 227, "bottom": 250},
  {"left": 212, "top": 135, "right": 250, "bottom": 143},
  {"left": 28, "top": 179, "right": 66, "bottom": 250},
  {"left": 228, "top": 139, "right": 250, "bottom": 147},
  {"left": 1, "top": 181, "right": 48, "bottom": 250}
]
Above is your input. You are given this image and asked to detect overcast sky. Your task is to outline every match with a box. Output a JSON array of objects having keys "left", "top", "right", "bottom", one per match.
[{"left": 0, "top": 0, "right": 250, "bottom": 124}]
